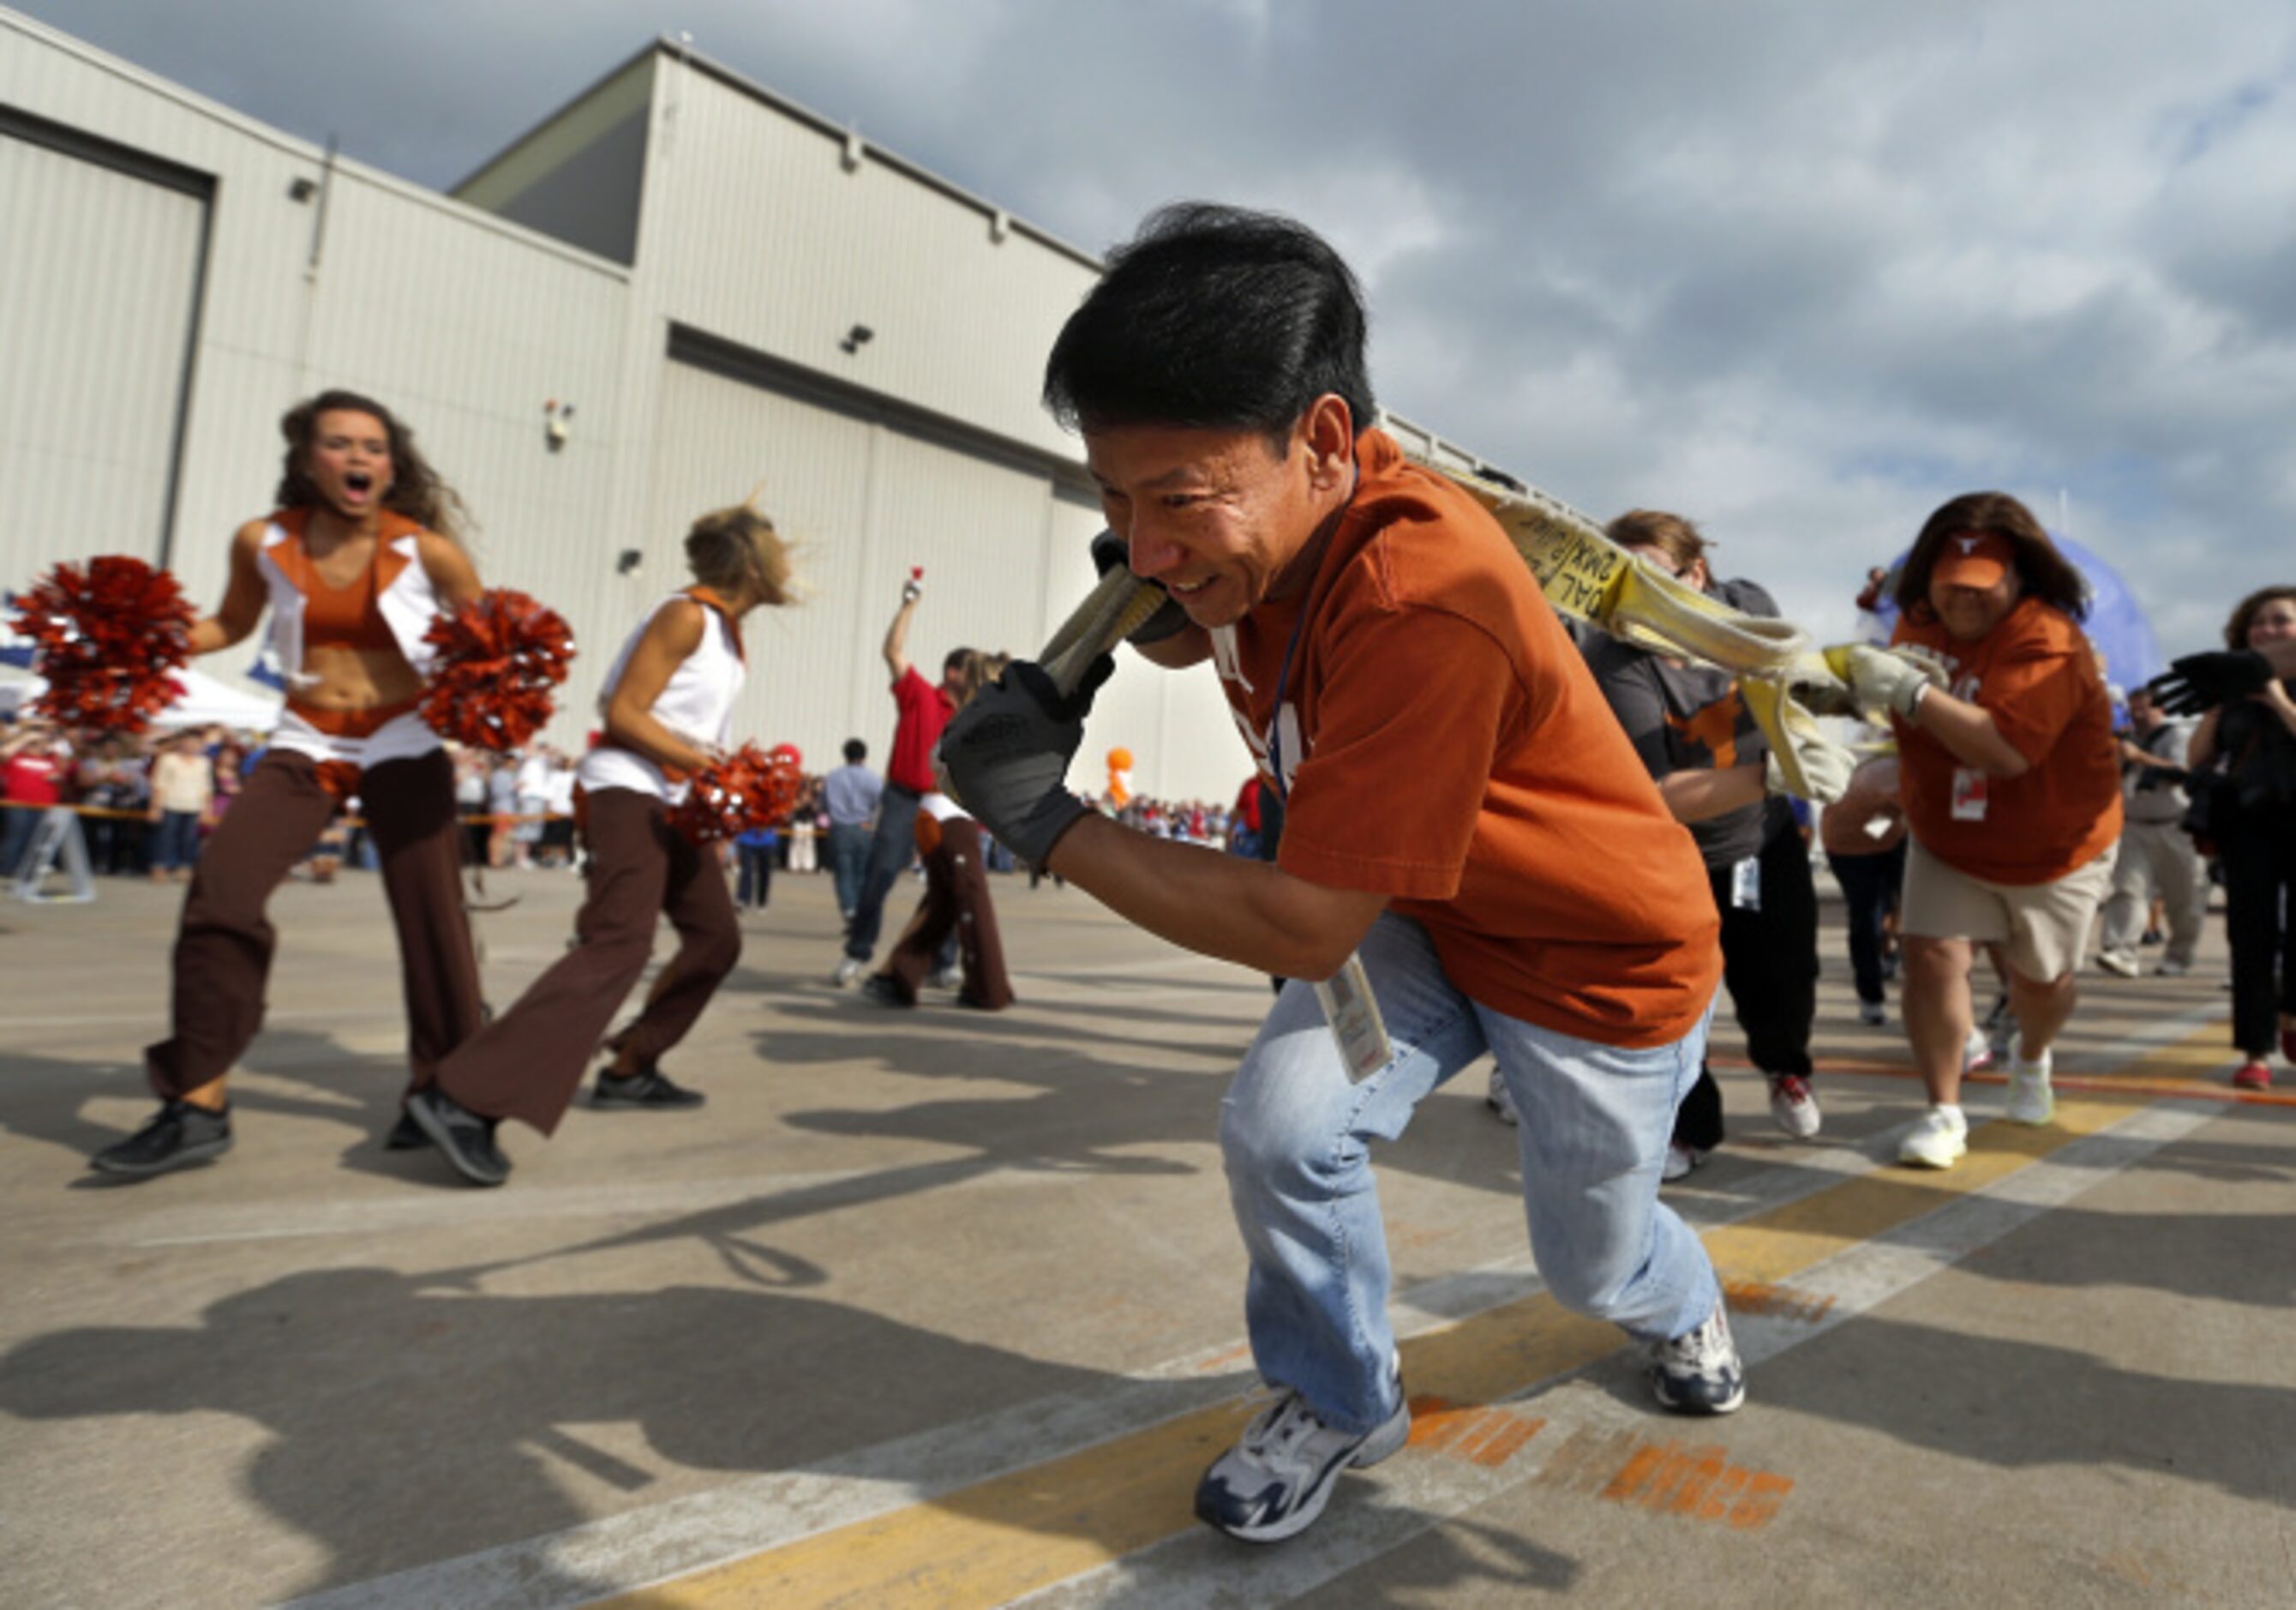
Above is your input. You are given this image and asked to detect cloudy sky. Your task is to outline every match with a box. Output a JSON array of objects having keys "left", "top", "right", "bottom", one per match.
[{"left": 26, "top": 0, "right": 2296, "bottom": 659}]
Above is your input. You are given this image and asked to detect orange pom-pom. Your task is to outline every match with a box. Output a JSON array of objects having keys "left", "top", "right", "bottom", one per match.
[
  {"left": 418, "top": 590, "right": 575, "bottom": 751},
  {"left": 10, "top": 556, "right": 194, "bottom": 733},
  {"left": 668, "top": 743, "right": 806, "bottom": 846}
]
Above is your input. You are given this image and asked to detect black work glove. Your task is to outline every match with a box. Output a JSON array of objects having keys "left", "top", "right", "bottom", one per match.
[
  {"left": 2146, "top": 650, "right": 2272, "bottom": 715},
  {"left": 1090, "top": 530, "right": 1191, "bottom": 646},
  {"left": 933, "top": 656, "right": 1116, "bottom": 867}
]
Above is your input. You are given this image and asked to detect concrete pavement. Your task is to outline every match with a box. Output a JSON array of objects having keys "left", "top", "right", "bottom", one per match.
[{"left": 1, "top": 863, "right": 2290, "bottom": 1607}]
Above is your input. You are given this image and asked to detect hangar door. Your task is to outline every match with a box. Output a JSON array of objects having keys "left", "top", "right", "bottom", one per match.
[
  {"left": 0, "top": 117, "right": 208, "bottom": 571},
  {"left": 646, "top": 347, "right": 1070, "bottom": 778}
]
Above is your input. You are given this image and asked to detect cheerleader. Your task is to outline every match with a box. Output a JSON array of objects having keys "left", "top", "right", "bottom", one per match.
[
  {"left": 861, "top": 651, "right": 1017, "bottom": 1011},
  {"left": 406, "top": 503, "right": 791, "bottom": 1186},
  {"left": 92, "top": 391, "right": 486, "bottom": 1178}
]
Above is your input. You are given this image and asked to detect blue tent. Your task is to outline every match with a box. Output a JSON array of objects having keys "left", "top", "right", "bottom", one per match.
[{"left": 1860, "top": 533, "right": 2161, "bottom": 697}]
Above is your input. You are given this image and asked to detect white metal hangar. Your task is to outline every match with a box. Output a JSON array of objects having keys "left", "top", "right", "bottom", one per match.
[{"left": 0, "top": 11, "right": 1514, "bottom": 803}]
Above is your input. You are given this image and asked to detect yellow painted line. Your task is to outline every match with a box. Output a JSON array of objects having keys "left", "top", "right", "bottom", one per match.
[{"left": 603, "top": 1034, "right": 2228, "bottom": 1608}]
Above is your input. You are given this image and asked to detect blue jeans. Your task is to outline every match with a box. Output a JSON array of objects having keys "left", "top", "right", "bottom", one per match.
[
  {"left": 150, "top": 809, "right": 203, "bottom": 873},
  {"left": 1, "top": 805, "right": 42, "bottom": 878},
  {"left": 1222, "top": 912, "right": 1719, "bottom": 1434},
  {"left": 827, "top": 820, "right": 871, "bottom": 919},
  {"left": 844, "top": 784, "right": 921, "bottom": 962}
]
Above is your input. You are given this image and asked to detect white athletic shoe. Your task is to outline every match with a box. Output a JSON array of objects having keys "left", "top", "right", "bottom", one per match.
[
  {"left": 2095, "top": 949, "right": 2141, "bottom": 978},
  {"left": 1857, "top": 1000, "right": 1886, "bottom": 1027},
  {"left": 926, "top": 966, "right": 963, "bottom": 990},
  {"left": 1192, "top": 1368, "right": 1410, "bottom": 1543},
  {"left": 831, "top": 956, "right": 864, "bottom": 988},
  {"left": 1486, "top": 1067, "right": 1519, "bottom": 1126},
  {"left": 1898, "top": 1104, "right": 1968, "bottom": 1169},
  {"left": 1963, "top": 1027, "right": 1994, "bottom": 1074},
  {"left": 2154, "top": 958, "right": 2192, "bottom": 977},
  {"left": 2005, "top": 1052, "right": 2054, "bottom": 1126},
  {"left": 1662, "top": 1142, "right": 1706, "bottom": 1182},
  {"left": 1767, "top": 1074, "right": 1822, "bottom": 1139}
]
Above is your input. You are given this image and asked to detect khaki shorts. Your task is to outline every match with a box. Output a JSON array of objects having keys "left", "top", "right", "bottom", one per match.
[{"left": 1900, "top": 838, "right": 2113, "bottom": 983}]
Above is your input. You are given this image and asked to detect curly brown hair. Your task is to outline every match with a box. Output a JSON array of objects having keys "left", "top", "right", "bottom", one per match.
[
  {"left": 275, "top": 390, "right": 469, "bottom": 543},
  {"left": 2222, "top": 585, "right": 2296, "bottom": 649},
  {"left": 1893, "top": 491, "right": 2089, "bottom": 623}
]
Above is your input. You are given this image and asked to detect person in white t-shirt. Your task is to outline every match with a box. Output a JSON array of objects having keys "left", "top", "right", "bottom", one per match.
[{"left": 403, "top": 502, "right": 794, "bottom": 1186}]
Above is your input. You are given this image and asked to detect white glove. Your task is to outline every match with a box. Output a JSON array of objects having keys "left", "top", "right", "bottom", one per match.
[
  {"left": 1765, "top": 730, "right": 1857, "bottom": 805},
  {"left": 1844, "top": 646, "right": 1943, "bottom": 719}
]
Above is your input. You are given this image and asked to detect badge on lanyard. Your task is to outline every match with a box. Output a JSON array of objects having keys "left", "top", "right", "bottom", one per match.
[
  {"left": 1729, "top": 855, "right": 1761, "bottom": 912},
  {"left": 1316, "top": 953, "right": 1394, "bottom": 1084},
  {"left": 1951, "top": 766, "right": 1989, "bottom": 821}
]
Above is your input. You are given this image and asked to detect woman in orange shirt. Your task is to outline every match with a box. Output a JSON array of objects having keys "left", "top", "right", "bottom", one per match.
[{"left": 1843, "top": 493, "right": 2121, "bottom": 1169}]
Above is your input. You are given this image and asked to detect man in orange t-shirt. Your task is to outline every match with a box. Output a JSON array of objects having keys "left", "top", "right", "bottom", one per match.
[{"left": 937, "top": 205, "right": 1734, "bottom": 1547}]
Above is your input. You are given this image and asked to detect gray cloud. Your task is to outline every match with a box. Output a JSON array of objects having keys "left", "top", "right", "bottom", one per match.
[{"left": 21, "top": 0, "right": 2295, "bottom": 652}]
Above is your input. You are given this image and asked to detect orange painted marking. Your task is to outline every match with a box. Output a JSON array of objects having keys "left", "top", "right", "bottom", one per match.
[
  {"left": 1695, "top": 1463, "right": 1750, "bottom": 1523},
  {"left": 1592, "top": 1438, "right": 1791, "bottom": 1528},
  {"left": 1729, "top": 1471, "right": 1795, "bottom": 1529},
  {"left": 1719, "top": 1276, "right": 1837, "bottom": 1324},
  {"left": 1471, "top": 1416, "right": 1543, "bottom": 1469},
  {"left": 1601, "top": 1442, "right": 1670, "bottom": 1504},
  {"left": 1404, "top": 1396, "right": 1544, "bottom": 1469}
]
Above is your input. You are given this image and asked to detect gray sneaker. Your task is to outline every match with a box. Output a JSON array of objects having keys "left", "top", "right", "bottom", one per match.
[
  {"left": 406, "top": 1088, "right": 511, "bottom": 1187},
  {"left": 1194, "top": 1369, "right": 1411, "bottom": 1543},
  {"left": 1650, "top": 1304, "right": 1747, "bottom": 1415},
  {"left": 89, "top": 1100, "right": 232, "bottom": 1178}
]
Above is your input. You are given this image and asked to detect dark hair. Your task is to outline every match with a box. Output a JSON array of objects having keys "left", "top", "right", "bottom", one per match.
[
  {"left": 1893, "top": 492, "right": 2089, "bottom": 623},
  {"left": 2223, "top": 585, "right": 2296, "bottom": 649},
  {"left": 1604, "top": 509, "right": 1712, "bottom": 573},
  {"left": 1043, "top": 203, "right": 1376, "bottom": 447},
  {"left": 842, "top": 738, "right": 866, "bottom": 764},
  {"left": 685, "top": 502, "right": 792, "bottom": 604},
  {"left": 276, "top": 390, "right": 468, "bottom": 543},
  {"left": 942, "top": 647, "right": 974, "bottom": 676}
]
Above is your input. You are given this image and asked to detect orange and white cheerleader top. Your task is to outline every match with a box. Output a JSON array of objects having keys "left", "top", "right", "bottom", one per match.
[
  {"left": 255, "top": 508, "right": 444, "bottom": 688},
  {"left": 578, "top": 589, "right": 747, "bottom": 804}
]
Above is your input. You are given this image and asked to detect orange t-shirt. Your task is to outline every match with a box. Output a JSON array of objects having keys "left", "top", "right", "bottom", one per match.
[
  {"left": 1214, "top": 430, "right": 1721, "bottom": 1049},
  {"left": 1890, "top": 597, "right": 2122, "bottom": 884}
]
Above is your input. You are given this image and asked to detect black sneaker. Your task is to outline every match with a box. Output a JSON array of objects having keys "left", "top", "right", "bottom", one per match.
[
  {"left": 89, "top": 1100, "right": 232, "bottom": 1178},
  {"left": 860, "top": 974, "right": 914, "bottom": 1009},
  {"left": 405, "top": 1088, "right": 510, "bottom": 1186},
  {"left": 1649, "top": 1304, "right": 1747, "bottom": 1415},
  {"left": 384, "top": 1109, "right": 429, "bottom": 1150},
  {"left": 1194, "top": 1367, "right": 1411, "bottom": 1544},
  {"left": 590, "top": 1067, "right": 705, "bottom": 1109}
]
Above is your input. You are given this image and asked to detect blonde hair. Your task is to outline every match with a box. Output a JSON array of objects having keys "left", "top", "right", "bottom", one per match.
[
  {"left": 952, "top": 650, "right": 1011, "bottom": 709},
  {"left": 684, "top": 503, "right": 792, "bottom": 605}
]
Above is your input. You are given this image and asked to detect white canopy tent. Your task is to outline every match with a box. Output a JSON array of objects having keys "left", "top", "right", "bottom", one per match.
[{"left": 0, "top": 667, "right": 282, "bottom": 732}]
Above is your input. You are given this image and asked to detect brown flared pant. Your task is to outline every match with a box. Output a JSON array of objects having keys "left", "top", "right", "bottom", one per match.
[
  {"left": 436, "top": 786, "right": 740, "bottom": 1134},
  {"left": 145, "top": 748, "right": 483, "bottom": 1101},
  {"left": 883, "top": 817, "right": 1014, "bottom": 1008}
]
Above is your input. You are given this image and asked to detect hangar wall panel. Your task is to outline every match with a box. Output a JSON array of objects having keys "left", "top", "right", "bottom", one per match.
[
  {"left": 641, "top": 60, "right": 1097, "bottom": 469},
  {"left": 0, "top": 128, "right": 204, "bottom": 565}
]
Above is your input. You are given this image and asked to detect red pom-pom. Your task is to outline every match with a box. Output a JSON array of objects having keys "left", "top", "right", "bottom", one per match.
[
  {"left": 10, "top": 556, "right": 194, "bottom": 733},
  {"left": 419, "top": 589, "right": 575, "bottom": 751},
  {"left": 668, "top": 743, "right": 806, "bottom": 846}
]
